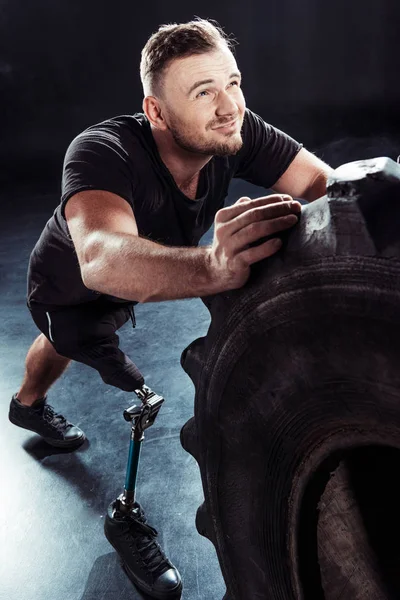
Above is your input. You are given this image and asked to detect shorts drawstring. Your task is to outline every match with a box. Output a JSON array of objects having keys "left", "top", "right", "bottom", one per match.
[{"left": 128, "top": 305, "right": 136, "bottom": 329}]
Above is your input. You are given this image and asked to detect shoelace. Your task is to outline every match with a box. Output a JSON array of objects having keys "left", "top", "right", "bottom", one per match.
[
  {"left": 127, "top": 507, "right": 169, "bottom": 575},
  {"left": 43, "top": 405, "right": 72, "bottom": 431}
]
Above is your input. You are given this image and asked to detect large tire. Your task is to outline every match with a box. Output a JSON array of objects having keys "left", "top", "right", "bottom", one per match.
[{"left": 180, "top": 157, "right": 400, "bottom": 600}]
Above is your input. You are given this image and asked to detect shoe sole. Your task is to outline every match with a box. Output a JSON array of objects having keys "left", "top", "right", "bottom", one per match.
[
  {"left": 9, "top": 414, "right": 86, "bottom": 449},
  {"left": 104, "top": 528, "right": 182, "bottom": 599},
  {"left": 42, "top": 433, "right": 86, "bottom": 449}
]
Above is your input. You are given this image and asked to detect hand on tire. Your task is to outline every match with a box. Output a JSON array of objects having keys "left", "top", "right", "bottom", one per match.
[{"left": 208, "top": 194, "right": 302, "bottom": 291}]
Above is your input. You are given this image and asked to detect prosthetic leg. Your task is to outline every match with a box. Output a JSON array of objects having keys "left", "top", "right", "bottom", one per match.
[
  {"left": 104, "top": 384, "right": 182, "bottom": 599},
  {"left": 115, "top": 384, "right": 164, "bottom": 514}
]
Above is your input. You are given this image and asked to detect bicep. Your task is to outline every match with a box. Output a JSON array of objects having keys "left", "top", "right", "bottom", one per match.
[
  {"left": 271, "top": 147, "right": 333, "bottom": 199},
  {"left": 64, "top": 189, "right": 139, "bottom": 270}
]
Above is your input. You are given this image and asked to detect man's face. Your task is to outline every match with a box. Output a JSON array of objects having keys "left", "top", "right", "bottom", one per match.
[{"left": 158, "top": 45, "right": 246, "bottom": 157}]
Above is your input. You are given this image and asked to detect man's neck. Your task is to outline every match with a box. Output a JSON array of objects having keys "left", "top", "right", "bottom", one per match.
[{"left": 151, "top": 125, "right": 212, "bottom": 188}]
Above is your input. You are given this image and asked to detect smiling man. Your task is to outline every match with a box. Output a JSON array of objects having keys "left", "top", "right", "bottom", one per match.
[
  {"left": 9, "top": 17, "right": 333, "bottom": 599},
  {"left": 143, "top": 24, "right": 332, "bottom": 205}
]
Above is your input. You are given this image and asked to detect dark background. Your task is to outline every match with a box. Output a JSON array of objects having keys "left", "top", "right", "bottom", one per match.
[{"left": 1, "top": 0, "right": 400, "bottom": 194}]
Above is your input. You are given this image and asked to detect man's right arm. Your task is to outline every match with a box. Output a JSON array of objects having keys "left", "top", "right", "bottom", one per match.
[
  {"left": 65, "top": 189, "right": 302, "bottom": 304},
  {"left": 64, "top": 189, "right": 219, "bottom": 303}
]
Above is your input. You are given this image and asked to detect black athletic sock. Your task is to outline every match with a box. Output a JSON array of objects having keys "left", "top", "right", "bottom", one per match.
[{"left": 14, "top": 393, "right": 46, "bottom": 408}]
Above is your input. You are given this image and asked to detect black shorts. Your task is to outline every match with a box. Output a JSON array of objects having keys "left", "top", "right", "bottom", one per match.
[{"left": 28, "top": 297, "right": 144, "bottom": 392}]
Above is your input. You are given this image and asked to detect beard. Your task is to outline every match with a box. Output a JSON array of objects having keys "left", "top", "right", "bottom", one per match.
[{"left": 166, "top": 114, "right": 244, "bottom": 157}]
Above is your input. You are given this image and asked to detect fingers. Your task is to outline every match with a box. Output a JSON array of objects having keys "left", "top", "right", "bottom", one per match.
[
  {"left": 231, "top": 203, "right": 299, "bottom": 236},
  {"left": 217, "top": 194, "right": 301, "bottom": 225},
  {"left": 229, "top": 213, "right": 298, "bottom": 254},
  {"left": 217, "top": 200, "right": 301, "bottom": 242},
  {"left": 209, "top": 193, "right": 303, "bottom": 290},
  {"left": 239, "top": 237, "right": 283, "bottom": 266},
  {"left": 234, "top": 195, "right": 285, "bottom": 206}
]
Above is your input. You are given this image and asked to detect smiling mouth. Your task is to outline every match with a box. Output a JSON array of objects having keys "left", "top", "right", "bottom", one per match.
[{"left": 213, "top": 119, "right": 238, "bottom": 130}]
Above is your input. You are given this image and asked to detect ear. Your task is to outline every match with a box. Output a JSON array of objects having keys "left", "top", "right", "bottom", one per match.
[{"left": 142, "top": 96, "right": 168, "bottom": 130}]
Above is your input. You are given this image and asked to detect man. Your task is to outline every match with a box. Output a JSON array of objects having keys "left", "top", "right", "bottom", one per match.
[{"left": 8, "top": 17, "right": 333, "bottom": 600}]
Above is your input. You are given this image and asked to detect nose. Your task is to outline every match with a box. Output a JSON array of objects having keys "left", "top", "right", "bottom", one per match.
[{"left": 215, "top": 89, "right": 238, "bottom": 117}]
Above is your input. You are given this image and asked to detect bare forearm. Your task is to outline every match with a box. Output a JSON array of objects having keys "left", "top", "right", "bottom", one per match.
[
  {"left": 82, "top": 231, "right": 222, "bottom": 303},
  {"left": 303, "top": 168, "right": 334, "bottom": 202}
]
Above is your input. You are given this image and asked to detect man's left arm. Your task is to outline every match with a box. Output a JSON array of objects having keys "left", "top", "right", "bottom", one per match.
[{"left": 271, "top": 148, "right": 334, "bottom": 203}]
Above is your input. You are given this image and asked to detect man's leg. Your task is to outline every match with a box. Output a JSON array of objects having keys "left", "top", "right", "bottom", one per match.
[
  {"left": 12, "top": 301, "right": 181, "bottom": 597},
  {"left": 9, "top": 330, "right": 85, "bottom": 448},
  {"left": 16, "top": 333, "right": 71, "bottom": 405}
]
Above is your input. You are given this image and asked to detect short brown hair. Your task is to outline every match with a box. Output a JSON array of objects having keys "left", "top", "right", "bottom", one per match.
[{"left": 140, "top": 17, "right": 237, "bottom": 98}]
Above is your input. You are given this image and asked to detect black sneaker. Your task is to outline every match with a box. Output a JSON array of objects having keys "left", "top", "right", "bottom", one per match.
[
  {"left": 8, "top": 393, "right": 86, "bottom": 449},
  {"left": 104, "top": 500, "right": 182, "bottom": 599}
]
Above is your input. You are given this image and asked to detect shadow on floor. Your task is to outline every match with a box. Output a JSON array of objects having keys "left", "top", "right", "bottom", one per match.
[{"left": 80, "top": 552, "right": 181, "bottom": 600}]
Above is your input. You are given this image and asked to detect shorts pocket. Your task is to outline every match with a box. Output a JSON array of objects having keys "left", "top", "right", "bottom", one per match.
[{"left": 45, "top": 311, "right": 55, "bottom": 343}]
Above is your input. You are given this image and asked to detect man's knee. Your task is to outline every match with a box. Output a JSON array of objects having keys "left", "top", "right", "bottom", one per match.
[
  {"left": 50, "top": 337, "right": 80, "bottom": 361},
  {"left": 38, "top": 332, "right": 70, "bottom": 360}
]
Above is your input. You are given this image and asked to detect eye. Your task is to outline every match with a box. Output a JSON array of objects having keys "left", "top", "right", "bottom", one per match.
[{"left": 195, "top": 80, "right": 241, "bottom": 99}]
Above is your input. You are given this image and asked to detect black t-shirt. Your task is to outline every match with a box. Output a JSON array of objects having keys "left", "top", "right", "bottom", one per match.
[{"left": 27, "top": 108, "right": 303, "bottom": 309}]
